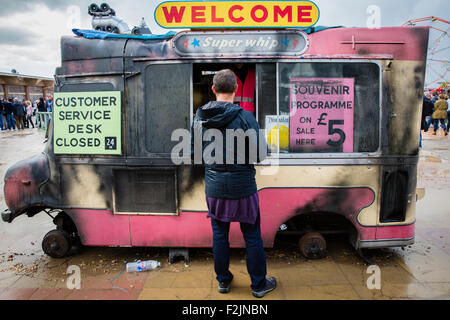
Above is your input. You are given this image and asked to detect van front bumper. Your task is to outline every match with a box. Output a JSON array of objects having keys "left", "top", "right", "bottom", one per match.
[{"left": 2, "top": 209, "right": 12, "bottom": 223}]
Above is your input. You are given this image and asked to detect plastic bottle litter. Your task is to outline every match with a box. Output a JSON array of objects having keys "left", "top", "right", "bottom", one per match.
[{"left": 126, "top": 260, "right": 161, "bottom": 272}]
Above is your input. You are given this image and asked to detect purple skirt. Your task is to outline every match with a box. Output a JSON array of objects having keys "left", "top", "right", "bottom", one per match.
[{"left": 206, "top": 192, "right": 259, "bottom": 225}]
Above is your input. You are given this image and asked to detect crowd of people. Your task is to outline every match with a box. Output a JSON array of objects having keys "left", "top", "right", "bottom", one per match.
[
  {"left": 421, "top": 90, "right": 450, "bottom": 136},
  {"left": 0, "top": 96, "right": 53, "bottom": 132}
]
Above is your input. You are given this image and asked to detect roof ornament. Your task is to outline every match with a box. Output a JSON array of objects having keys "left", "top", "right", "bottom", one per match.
[
  {"left": 132, "top": 17, "right": 152, "bottom": 35},
  {"left": 88, "top": 3, "right": 131, "bottom": 34}
]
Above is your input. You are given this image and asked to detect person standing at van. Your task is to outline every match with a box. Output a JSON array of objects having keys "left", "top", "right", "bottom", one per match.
[{"left": 191, "top": 69, "right": 276, "bottom": 298}]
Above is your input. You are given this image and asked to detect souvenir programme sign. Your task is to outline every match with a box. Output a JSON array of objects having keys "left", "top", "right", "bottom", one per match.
[
  {"left": 289, "top": 78, "right": 354, "bottom": 153},
  {"left": 53, "top": 91, "right": 122, "bottom": 155},
  {"left": 155, "top": 1, "right": 319, "bottom": 29}
]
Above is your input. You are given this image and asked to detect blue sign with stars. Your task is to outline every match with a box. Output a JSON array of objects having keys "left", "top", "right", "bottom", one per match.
[{"left": 173, "top": 30, "right": 309, "bottom": 57}]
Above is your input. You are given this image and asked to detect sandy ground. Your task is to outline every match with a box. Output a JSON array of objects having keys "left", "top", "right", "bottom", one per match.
[{"left": 0, "top": 127, "right": 449, "bottom": 300}]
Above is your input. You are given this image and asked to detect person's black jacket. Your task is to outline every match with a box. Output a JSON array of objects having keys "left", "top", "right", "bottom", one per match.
[
  {"left": 422, "top": 97, "right": 434, "bottom": 117},
  {"left": 37, "top": 101, "right": 46, "bottom": 112},
  {"left": 13, "top": 102, "right": 24, "bottom": 116},
  {"left": 3, "top": 101, "right": 14, "bottom": 114},
  {"left": 421, "top": 97, "right": 434, "bottom": 130},
  {"left": 191, "top": 101, "right": 266, "bottom": 199},
  {"left": 0, "top": 101, "right": 4, "bottom": 115}
]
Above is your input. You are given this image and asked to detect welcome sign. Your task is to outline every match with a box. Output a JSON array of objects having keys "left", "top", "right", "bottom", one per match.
[{"left": 155, "top": 1, "right": 320, "bottom": 28}]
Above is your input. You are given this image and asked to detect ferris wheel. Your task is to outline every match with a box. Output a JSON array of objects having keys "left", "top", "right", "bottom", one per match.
[{"left": 403, "top": 16, "right": 449, "bottom": 92}]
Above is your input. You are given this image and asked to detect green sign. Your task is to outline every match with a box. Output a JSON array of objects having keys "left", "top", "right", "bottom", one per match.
[{"left": 53, "top": 91, "right": 122, "bottom": 155}]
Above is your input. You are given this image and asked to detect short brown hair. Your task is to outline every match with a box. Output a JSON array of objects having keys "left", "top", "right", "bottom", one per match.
[{"left": 213, "top": 69, "right": 237, "bottom": 93}]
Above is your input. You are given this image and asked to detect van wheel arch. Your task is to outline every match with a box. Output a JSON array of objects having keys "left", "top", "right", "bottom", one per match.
[{"left": 273, "top": 211, "right": 360, "bottom": 250}]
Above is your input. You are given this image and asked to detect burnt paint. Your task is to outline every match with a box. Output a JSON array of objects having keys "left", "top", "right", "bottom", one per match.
[
  {"left": 4, "top": 153, "right": 51, "bottom": 219},
  {"left": 72, "top": 187, "right": 375, "bottom": 248},
  {"left": 178, "top": 165, "right": 205, "bottom": 196},
  {"left": 258, "top": 187, "right": 376, "bottom": 248},
  {"left": 5, "top": 27, "right": 426, "bottom": 245},
  {"left": 386, "top": 61, "right": 426, "bottom": 156}
]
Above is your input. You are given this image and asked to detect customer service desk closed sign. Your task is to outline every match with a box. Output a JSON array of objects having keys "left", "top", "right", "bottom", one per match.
[{"left": 53, "top": 91, "right": 121, "bottom": 155}]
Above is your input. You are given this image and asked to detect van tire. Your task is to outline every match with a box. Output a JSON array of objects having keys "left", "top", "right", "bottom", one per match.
[
  {"left": 42, "top": 229, "right": 72, "bottom": 258},
  {"left": 299, "top": 232, "right": 326, "bottom": 259}
]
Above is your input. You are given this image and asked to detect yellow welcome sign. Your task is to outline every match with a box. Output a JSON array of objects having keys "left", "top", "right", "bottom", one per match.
[{"left": 155, "top": 1, "right": 320, "bottom": 28}]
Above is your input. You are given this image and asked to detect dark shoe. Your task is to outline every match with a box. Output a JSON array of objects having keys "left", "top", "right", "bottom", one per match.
[
  {"left": 218, "top": 281, "right": 230, "bottom": 294},
  {"left": 252, "top": 277, "right": 276, "bottom": 298}
]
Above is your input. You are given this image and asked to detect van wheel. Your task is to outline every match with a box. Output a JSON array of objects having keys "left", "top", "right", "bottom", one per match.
[
  {"left": 42, "top": 229, "right": 71, "bottom": 258},
  {"left": 299, "top": 232, "right": 326, "bottom": 259}
]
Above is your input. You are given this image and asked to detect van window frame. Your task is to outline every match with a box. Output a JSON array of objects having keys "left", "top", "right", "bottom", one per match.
[
  {"left": 142, "top": 59, "right": 383, "bottom": 161},
  {"left": 143, "top": 62, "right": 193, "bottom": 157},
  {"left": 272, "top": 60, "right": 383, "bottom": 159}
]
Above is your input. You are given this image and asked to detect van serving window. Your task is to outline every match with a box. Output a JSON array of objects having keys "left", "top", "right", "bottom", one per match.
[{"left": 262, "top": 62, "right": 380, "bottom": 154}]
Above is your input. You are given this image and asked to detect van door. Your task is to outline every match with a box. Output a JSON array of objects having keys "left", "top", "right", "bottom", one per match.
[{"left": 114, "top": 63, "right": 191, "bottom": 216}]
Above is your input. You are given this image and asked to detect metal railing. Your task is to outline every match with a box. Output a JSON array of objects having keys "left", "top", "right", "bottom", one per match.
[{"left": 36, "top": 112, "right": 52, "bottom": 131}]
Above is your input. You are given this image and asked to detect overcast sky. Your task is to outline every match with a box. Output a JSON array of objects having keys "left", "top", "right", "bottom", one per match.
[{"left": 0, "top": 0, "right": 448, "bottom": 86}]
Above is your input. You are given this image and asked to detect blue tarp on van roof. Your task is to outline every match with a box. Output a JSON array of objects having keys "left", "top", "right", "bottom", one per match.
[
  {"left": 72, "top": 26, "right": 342, "bottom": 40},
  {"left": 300, "top": 26, "right": 344, "bottom": 34},
  {"left": 72, "top": 29, "right": 176, "bottom": 40}
]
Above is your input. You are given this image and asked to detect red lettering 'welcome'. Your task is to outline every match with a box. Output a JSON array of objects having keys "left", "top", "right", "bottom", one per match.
[
  {"left": 251, "top": 5, "right": 268, "bottom": 23},
  {"left": 298, "top": 6, "right": 312, "bottom": 23},
  {"left": 229, "top": 5, "right": 244, "bottom": 23},
  {"left": 211, "top": 6, "right": 224, "bottom": 23},
  {"left": 274, "top": 5, "right": 292, "bottom": 22},
  {"left": 162, "top": 6, "right": 186, "bottom": 23},
  {"left": 192, "top": 6, "right": 206, "bottom": 23}
]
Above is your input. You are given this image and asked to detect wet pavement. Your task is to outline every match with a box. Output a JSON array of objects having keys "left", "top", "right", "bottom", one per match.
[{"left": 0, "top": 127, "right": 449, "bottom": 300}]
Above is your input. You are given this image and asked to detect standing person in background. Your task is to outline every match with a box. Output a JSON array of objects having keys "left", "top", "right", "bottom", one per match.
[
  {"left": 25, "top": 100, "right": 35, "bottom": 129},
  {"left": 37, "top": 97, "right": 46, "bottom": 112},
  {"left": 431, "top": 94, "right": 448, "bottom": 136},
  {"left": 45, "top": 96, "right": 53, "bottom": 133},
  {"left": 0, "top": 98, "right": 5, "bottom": 132},
  {"left": 4, "top": 98, "right": 16, "bottom": 131},
  {"left": 12, "top": 98, "right": 25, "bottom": 130},
  {"left": 446, "top": 92, "right": 450, "bottom": 130},
  {"left": 431, "top": 91, "right": 439, "bottom": 104},
  {"left": 422, "top": 96, "right": 434, "bottom": 132},
  {"left": 230, "top": 63, "right": 256, "bottom": 115},
  {"left": 23, "top": 99, "right": 29, "bottom": 128},
  {"left": 46, "top": 96, "right": 53, "bottom": 112},
  {"left": 37, "top": 97, "right": 46, "bottom": 129}
]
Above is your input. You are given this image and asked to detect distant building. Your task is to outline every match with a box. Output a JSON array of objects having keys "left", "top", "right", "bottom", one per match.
[{"left": 0, "top": 72, "right": 53, "bottom": 101}]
